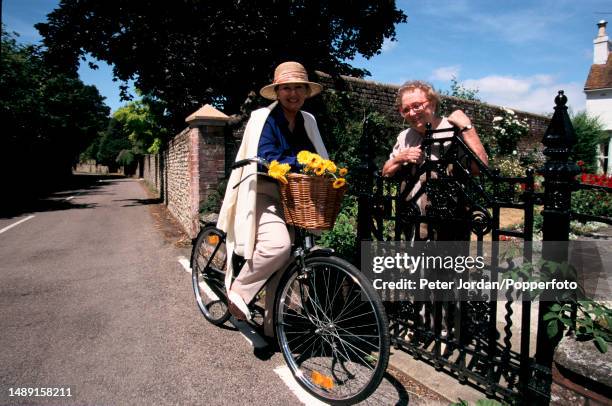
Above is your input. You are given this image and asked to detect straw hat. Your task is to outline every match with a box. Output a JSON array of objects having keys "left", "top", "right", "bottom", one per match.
[{"left": 259, "top": 61, "right": 322, "bottom": 100}]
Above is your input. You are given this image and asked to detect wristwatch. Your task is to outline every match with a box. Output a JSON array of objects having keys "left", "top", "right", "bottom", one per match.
[{"left": 461, "top": 124, "right": 473, "bottom": 132}]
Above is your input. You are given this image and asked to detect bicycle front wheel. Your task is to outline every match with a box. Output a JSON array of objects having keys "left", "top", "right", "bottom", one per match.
[
  {"left": 191, "top": 225, "right": 230, "bottom": 325},
  {"left": 275, "top": 255, "right": 390, "bottom": 404}
]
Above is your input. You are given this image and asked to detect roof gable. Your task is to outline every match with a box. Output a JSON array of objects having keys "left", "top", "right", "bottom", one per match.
[{"left": 585, "top": 53, "right": 612, "bottom": 90}]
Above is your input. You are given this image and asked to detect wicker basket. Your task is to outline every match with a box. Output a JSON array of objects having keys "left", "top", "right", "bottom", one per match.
[{"left": 279, "top": 173, "right": 347, "bottom": 230}]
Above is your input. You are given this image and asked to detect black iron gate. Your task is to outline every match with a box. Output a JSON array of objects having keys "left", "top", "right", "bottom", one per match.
[{"left": 355, "top": 91, "right": 611, "bottom": 403}]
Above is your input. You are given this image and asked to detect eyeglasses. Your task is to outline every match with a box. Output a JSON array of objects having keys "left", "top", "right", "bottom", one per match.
[{"left": 401, "top": 100, "right": 429, "bottom": 115}]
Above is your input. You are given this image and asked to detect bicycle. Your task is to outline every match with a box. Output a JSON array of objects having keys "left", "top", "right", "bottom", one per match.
[{"left": 191, "top": 157, "right": 390, "bottom": 405}]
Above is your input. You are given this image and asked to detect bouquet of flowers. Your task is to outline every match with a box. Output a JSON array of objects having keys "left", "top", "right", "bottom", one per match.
[
  {"left": 267, "top": 151, "right": 348, "bottom": 189},
  {"left": 267, "top": 151, "right": 348, "bottom": 230}
]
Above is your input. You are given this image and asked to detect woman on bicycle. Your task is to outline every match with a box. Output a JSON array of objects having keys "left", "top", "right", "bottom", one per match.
[{"left": 217, "top": 61, "right": 329, "bottom": 321}]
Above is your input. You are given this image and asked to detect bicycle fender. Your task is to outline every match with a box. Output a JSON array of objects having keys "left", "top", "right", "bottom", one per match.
[{"left": 306, "top": 248, "right": 335, "bottom": 258}]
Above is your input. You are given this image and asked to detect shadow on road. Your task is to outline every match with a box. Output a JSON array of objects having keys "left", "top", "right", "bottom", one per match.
[
  {"left": 1, "top": 173, "right": 123, "bottom": 219},
  {"left": 115, "top": 197, "right": 163, "bottom": 207}
]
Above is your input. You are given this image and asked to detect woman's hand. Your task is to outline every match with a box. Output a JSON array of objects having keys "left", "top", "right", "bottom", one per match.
[
  {"left": 382, "top": 146, "right": 423, "bottom": 177},
  {"left": 395, "top": 146, "right": 423, "bottom": 165}
]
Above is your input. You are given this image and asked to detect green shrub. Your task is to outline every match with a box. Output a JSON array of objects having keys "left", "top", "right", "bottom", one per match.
[
  {"left": 318, "top": 195, "right": 358, "bottom": 263},
  {"left": 571, "top": 111, "right": 609, "bottom": 173},
  {"left": 572, "top": 189, "right": 612, "bottom": 218},
  {"left": 199, "top": 179, "right": 227, "bottom": 214},
  {"left": 309, "top": 89, "right": 400, "bottom": 172},
  {"left": 492, "top": 108, "right": 529, "bottom": 156},
  {"left": 116, "top": 149, "right": 135, "bottom": 166},
  {"left": 491, "top": 155, "right": 526, "bottom": 177}
]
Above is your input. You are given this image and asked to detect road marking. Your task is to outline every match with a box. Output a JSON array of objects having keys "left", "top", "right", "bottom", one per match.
[
  {"left": 0, "top": 215, "right": 35, "bottom": 235},
  {"left": 178, "top": 257, "right": 191, "bottom": 273},
  {"left": 179, "top": 256, "right": 325, "bottom": 405},
  {"left": 273, "top": 366, "right": 328, "bottom": 405}
]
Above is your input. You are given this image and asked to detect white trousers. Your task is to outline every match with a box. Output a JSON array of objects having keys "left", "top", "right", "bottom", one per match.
[{"left": 230, "top": 179, "right": 293, "bottom": 305}]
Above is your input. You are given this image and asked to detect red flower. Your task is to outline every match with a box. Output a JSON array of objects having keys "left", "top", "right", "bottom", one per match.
[{"left": 577, "top": 160, "right": 584, "bottom": 166}]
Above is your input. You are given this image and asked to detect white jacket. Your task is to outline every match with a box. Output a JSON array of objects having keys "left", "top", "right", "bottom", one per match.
[{"left": 216, "top": 102, "right": 328, "bottom": 289}]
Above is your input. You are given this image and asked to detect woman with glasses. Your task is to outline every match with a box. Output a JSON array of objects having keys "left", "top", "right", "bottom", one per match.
[
  {"left": 382, "top": 80, "right": 488, "bottom": 240},
  {"left": 217, "top": 62, "right": 329, "bottom": 322},
  {"left": 382, "top": 80, "right": 487, "bottom": 178}
]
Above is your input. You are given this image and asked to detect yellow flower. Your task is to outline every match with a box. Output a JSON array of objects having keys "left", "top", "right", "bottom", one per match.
[
  {"left": 268, "top": 160, "right": 290, "bottom": 184},
  {"left": 307, "top": 154, "right": 323, "bottom": 169},
  {"left": 314, "top": 164, "right": 326, "bottom": 176},
  {"left": 338, "top": 167, "right": 348, "bottom": 176},
  {"left": 324, "top": 160, "right": 337, "bottom": 174},
  {"left": 297, "top": 150, "right": 312, "bottom": 165},
  {"left": 332, "top": 178, "right": 346, "bottom": 189}
]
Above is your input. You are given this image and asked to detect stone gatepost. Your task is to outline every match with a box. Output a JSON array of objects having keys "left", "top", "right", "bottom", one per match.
[{"left": 185, "top": 105, "right": 230, "bottom": 237}]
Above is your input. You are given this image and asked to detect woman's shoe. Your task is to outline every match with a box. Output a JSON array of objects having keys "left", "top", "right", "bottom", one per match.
[
  {"left": 228, "top": 301, "right": 249, "bottom": 321},
  {"left": 228, "top": 290, "right": 251, "bottom": 321}
]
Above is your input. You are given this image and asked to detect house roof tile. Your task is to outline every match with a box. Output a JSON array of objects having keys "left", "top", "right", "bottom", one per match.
[{"left": 585, "top": 53, "right": 612, "bottom": 90}]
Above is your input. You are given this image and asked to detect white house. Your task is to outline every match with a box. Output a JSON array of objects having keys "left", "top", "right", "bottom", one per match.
[{"left": 584, "top": 20, "right": 612, "bottom": 174}]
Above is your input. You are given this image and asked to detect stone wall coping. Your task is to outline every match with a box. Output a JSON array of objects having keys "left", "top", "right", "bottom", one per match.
[
  {"left": 554, "top": 333, "right": 612, "bottom": 387},
  {"left": 186, "top": 104, "right": 230, "bottom": 127}
]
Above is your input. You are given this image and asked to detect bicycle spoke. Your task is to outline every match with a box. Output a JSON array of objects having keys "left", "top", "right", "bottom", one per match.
[
  {"left": 334, "top": 325, "right": 380, "bottom": 352},
  {"left": 308, "top": 270, "right": 332, "bottom": 325},
  {"left": 276, "top": 257, "right": 389, "bottom": 403},
  {"left": 331, "top": 335, "right": 377, "bottom": 371}
]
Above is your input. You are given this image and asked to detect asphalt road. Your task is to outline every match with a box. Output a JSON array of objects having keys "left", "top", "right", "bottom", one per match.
[
  {"left": 0, "top": 176, "right": 412, "bottom": 406},
  {"left": 0, "top": 177, "right": 298, "bottom": 406}
]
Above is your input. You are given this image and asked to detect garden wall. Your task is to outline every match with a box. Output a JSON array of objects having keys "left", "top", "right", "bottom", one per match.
[
  {"left": 312, "top": 72, "right": 551, "bottom": 156},
  {"left": 142, "top": 106, "right": 229, "bottom": 238}
]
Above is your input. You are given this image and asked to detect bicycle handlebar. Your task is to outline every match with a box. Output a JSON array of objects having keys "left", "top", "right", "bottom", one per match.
[{"left": 230, "top": 157, "right": 269, "bottom": 170}]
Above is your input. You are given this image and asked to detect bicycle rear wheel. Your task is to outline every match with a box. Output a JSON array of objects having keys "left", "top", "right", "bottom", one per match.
[
  {"left": 191, "top": 225, "right": 230, "bottom": 325},
  {"left": 275, "top": 255, "right": 389, "bottom": 404}
]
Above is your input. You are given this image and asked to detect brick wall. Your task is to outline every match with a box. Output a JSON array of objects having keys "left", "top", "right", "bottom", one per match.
[
  {"left": 164, "top": 127, "right": 199, "bottom": 237},
  {"left": 312, "top": 72, "right": 551, "bottom": 155},
  {"left": 141, "top": 123, "right": 227, "bottom": 238},
  {"left": 75, "top": 160, "right": 109, "bottom": 174},
  {"left": 198, "top": 126, "right": 226, "bottom": 208},
  {"left": 142, "top": 154, "right": 160, "bottom": 194}
]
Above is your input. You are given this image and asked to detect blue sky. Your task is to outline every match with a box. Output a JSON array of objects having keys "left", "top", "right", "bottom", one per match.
[{"left": 3, "top": 0, "right": 611, "bottom": 115}]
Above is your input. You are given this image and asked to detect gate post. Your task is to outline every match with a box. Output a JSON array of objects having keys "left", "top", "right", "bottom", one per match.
[
  {"left": 356, "top": 116, "right": 376, "bottom": 257},
  {"left": 533, "top": 91, "right": 580, "bottom": 399}
]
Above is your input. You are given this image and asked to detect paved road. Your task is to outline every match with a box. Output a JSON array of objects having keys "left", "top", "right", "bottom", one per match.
[
  {"left": 0, "top": 178, "right": 301, "bottom": 405},
  {"left": 0, "top": 177, "right": 411, "bottom": 406}
]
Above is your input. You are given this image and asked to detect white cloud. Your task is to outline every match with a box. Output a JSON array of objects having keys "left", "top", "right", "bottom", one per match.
[
  {"left": 381, "top": 38, "right": 398, "bottom": 53},
  {"left": 430, "top": 65, "right": 461, "bottom": 81},
  {"left": 459, "top": 74, "right": 585, "bottom": 114}
]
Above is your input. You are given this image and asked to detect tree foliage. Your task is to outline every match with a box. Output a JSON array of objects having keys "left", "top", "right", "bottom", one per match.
[
  {"left": 96, "top": 117, "right": 132, "bottom": 169},
  {"left": 571, "top": 111, "right": 609, "bottom": 173},
  {"left": 112, "top": 96, "right": 168, "bottom": 154},
  {"left": 36, "top": 0, "right": 406, "bottom": 128},
  {"left": 1, "top": 29, "right": 109, "bottom": 193},
  {"left": 81, "top": 93, "right": 167, "bottom": 172}
]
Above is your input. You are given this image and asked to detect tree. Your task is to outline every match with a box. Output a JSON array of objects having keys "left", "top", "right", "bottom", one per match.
[
  {"left": 1, "top": 29, "right": 109, "bottom": 194},
  {"left": 443, "top": 76, "right": 480, "bottom": 101},
  {"left": 571, "top": 111, "right": 609, "bottom": 173},
  {"left": 96, "top": 117, "right": 131, "bottom": 170},
  {"left": 35, "top": 0, "right": 407, "bottom": 129},
  {"left": 112, "top": 95, "right": 169, "bottom": 154}
]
